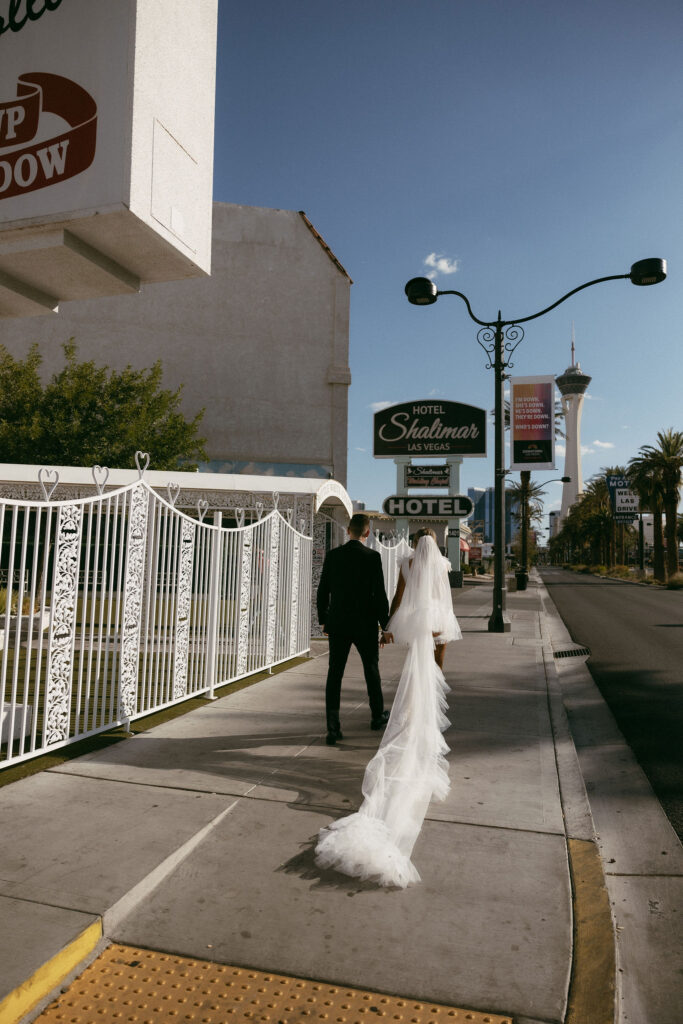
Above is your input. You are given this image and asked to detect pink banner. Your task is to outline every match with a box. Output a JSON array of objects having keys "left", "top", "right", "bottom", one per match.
[{"left": 510, "top": 375, "right": 556, "bottom": 471}]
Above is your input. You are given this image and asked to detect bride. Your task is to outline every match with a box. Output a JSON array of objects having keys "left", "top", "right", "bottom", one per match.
[{"left": 315, "top": 528, "right": 461, "bottom": 888}]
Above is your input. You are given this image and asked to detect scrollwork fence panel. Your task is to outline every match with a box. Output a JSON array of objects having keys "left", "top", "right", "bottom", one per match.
[
  {"left": 0, "top": 480, "right": 312, "bottom": 769},
  {"left": 366, "top": 531, "right": 412, "bottom": 603}
]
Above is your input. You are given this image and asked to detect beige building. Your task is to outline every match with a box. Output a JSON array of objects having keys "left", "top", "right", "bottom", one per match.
[{"left": 1, "top": 202, "right": 352, "bottom": 485}]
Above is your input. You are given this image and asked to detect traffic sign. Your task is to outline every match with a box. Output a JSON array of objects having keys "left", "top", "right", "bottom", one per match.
[{"left": 382, "top": 495, "right": 474, "bottom": 518}]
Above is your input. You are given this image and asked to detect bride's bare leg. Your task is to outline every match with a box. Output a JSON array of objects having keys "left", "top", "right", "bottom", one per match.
[{"left": 434, "top": 642, "right": 446, "bottom": 670}]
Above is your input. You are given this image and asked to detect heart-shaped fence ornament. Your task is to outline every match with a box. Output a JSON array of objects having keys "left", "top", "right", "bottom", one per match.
[
  {"left": 38, "top": 467, "right": 59, "bottom": 501},
  {"left": 167, "top": 481, "right": 180, "bottom": 507},
  {"left": 255, "top": 501, "right": 264, "bottom": 521},
  {"left": 285, "top": 508, "right": 293, "bottom": 524},
  {"left": 91, "top": 465, "right": 109, "bottom": 495},
  {"left": 271, "top": 491, "right": 280, "bottom": 509},
  {"left": 135, "top": 451, "right": 150, "bottom": 478},
  {"left": 234, "top": 508, "right": 245, "bottom": 528},
  {"left": 299, "top": 518, "right": 307, "bottom": 535},
  {"left": 197, "top": 499, "right": 209, "bottom": 523}
]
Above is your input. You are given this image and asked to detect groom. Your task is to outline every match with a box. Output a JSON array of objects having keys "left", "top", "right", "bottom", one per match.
[{"left": 317, "top": 513, "right": 391, "bottom": 745}]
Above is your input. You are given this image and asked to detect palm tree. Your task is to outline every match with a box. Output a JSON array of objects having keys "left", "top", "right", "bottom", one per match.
[
  {"left": 581, "top": 475, "right": 614, "bottom": 565},
  {"left": 602, "top": 465, "right": 628, "bottom": 566},
  {"left": 635, "top": 430, "right": 683, "bottom": 578},
  {"left": 507, "top": 472, "right": 547, "bottom": 584},
  {"left": 628, "top": 453, "right": 666, "bottom": 582}
]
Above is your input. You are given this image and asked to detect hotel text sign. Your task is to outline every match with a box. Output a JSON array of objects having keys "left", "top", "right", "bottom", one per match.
[
  {"left": 373, "top": 400, "right": 486, "bottom": 458},
  {"left": 382, "top": 494, "right": 474, "bottom": 518}
]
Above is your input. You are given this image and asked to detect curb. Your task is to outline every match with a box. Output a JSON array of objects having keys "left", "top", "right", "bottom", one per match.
[
  {"left": 0, "top": 921, "right": 102, "bottom": 1024},
  {"left": 535, "top": 571, "right": 617, "bottom": 1024}
]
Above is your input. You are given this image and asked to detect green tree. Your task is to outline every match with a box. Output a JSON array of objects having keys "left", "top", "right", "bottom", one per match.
[
  {"left": 0, "top": 341, "right": 207, "bottom": 470},
  {"left": 601, "top": 465, "right": 628, "bottom": 567},
  {"left": 507, "top": 472, "right": 547, "bottom": 573},
  {"left": 634, "top": 430, "right": 683, "bottom": 579},
  {"left": 627, "top": 452, "right": 666, "bottom": 582}
]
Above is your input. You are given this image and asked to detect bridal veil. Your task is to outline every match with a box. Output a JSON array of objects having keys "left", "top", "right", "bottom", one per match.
[{"left": 315, "top": 535, "right": 460, "bottom": 887}]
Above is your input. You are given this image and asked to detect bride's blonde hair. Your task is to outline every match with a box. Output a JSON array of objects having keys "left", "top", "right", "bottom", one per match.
[{"left": 412, "top": 527, "right": 437, "bottom": 547}]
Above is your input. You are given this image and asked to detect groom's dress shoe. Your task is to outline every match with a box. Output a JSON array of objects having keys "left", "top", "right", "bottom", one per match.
[
  {"left": 371, "top": 710, "right": 390, "bottom": 730},
  {"left": 326, "top": 723, "right": 343, "bottom": 745}
]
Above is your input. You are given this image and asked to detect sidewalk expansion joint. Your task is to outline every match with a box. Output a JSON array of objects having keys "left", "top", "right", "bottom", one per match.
[
  {"left": 426, "top": 817, "right": 564, "bottom": 839},
  {"left": 29, "top": 945, "right": 515, "bottom": 1024},
  {"left": 46, "top": 768, "right": 245, "bottom": 798},
  {"left": 602, "top": 870, "right": 682, "bottom": 878},
  {"left": 103, "top": 800, "right": 240, "bottom": 934}
]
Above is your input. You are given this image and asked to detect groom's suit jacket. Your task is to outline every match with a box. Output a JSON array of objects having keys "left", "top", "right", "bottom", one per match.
[{"left": 317, "top": 539, "right": 390, "bottom": 635}]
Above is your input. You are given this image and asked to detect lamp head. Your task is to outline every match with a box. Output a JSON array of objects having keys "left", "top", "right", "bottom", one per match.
[
  {"left": 405, "top": 277, "right": 438, "bottom": 305},
  {"left": 629, "top": 258, "right": 667, "bottom": 286}
]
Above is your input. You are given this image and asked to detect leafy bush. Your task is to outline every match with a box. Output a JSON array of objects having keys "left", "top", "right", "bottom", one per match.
[{"left": 608, "top": 565, "right": 633, "bottom": 579}]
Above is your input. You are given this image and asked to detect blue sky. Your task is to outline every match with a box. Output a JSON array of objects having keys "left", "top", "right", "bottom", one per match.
[{"left": 213, "top": 0, "right": 682, "bottom": 526}]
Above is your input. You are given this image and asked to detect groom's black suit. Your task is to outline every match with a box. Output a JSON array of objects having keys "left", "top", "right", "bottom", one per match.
[{"left": 317, "top": 539, "right": 390, "bottom": 731}]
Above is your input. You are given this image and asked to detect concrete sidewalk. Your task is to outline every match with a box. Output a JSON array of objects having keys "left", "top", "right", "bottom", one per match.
[{"left": 0, "top": 572, "right": 680, "bottom": 1024}]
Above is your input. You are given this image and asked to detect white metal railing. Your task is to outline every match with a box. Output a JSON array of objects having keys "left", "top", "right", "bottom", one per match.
[
  {"left": 367, "top": 531, "right": 412, "bottom": 604},
  {"left": 0, "top": 478, "right": 311, "bottom": 768}
]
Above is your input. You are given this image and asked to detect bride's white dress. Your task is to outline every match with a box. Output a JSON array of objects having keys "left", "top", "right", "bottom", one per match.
[{"left": 315, "top": 536, "right": 461, "bottom": 888}]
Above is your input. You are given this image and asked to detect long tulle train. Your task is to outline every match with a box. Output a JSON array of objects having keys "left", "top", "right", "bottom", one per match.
[{"left": 315, "top": 633, "right": 451, "bottom": 888}]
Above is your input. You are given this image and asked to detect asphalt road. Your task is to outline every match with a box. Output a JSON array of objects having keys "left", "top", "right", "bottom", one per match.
[{"left": 540, "top": 567, "right": 683, "bottom": 841}]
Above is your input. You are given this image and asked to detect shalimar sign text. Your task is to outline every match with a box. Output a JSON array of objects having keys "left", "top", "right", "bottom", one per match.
[
  {"left": 373, "top": 400, "right": 487, "bottom": 458},
  {"left": 0, "top": 0, "right": 63, "bottom": 37}
]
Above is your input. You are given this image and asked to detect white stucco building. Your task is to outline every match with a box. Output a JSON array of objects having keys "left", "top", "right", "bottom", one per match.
[{"left": 0, "top": 202, "right": 352, "bottom": 485}]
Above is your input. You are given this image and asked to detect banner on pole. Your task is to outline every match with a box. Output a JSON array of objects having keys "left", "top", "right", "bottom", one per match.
[{"left": 510, "top": 375, "right": 556, "bottom": 471}]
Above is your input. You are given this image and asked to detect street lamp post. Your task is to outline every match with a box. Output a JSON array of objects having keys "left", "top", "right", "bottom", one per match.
[
  {"left": 515, "top": 474, "right": 571, "bottom": 586},
  {"left": 405, "top": 258, "right": 666, "bottom": 633}
]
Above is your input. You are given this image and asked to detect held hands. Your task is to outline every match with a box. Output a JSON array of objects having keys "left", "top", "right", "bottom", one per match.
[{"left": 380, "top": 630, "right": 394, "bottom": 647}]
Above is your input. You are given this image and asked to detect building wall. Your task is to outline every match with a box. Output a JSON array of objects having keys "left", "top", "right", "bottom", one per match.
[
  {"left": 467, "top": 486, "right": 516, "bottom": 546},
  {"left": 0, "top": 203, "right": 351, "bottom": 484}
]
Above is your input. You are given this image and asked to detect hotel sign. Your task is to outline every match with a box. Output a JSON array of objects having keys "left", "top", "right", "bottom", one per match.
[
  {"left": 606, "top": 474, "right": 639, "bottom": 523},
  {"left": 382, "top": 495, "right": 474, "bottom": 518},
  {"left": 0, "top": 0, "right": 218, "bottom": 317},
  {"left": 374, "top": 400, "right": 486, "bottom": 458},
  {"left": 1, "top": 71, "right": 97, "bottom": 199}
]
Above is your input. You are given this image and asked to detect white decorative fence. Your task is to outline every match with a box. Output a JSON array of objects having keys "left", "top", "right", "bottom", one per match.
[
  {"left": 367, "top": 532, "right": 412, "bottom": 604},
  {"left": 0, "top": 478, "right": 312, "bottom": 769}
]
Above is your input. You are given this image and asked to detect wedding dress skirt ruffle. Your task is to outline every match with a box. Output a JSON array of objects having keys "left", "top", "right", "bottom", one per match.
[{"left": 315, "top": 633, "right": 452, "bottom": 888}]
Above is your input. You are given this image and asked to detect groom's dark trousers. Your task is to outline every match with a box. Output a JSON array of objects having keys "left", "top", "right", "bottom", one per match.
[{"left": 317, "top": 539, "right": 390, "bottom": 729}]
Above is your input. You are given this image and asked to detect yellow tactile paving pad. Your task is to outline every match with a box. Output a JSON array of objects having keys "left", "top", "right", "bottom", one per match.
[{"left": 36, "top": 944, "right": 513, "bottom": 1024}]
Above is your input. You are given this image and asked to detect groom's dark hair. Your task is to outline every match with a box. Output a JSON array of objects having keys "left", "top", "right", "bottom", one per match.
[{"left": 348, "top": 513, "right": 370, "bottom": 537}]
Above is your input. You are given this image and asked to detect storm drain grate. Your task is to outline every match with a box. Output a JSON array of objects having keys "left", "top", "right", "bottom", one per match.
[{"left": 554, "top": 647, "right": 590, "bottom": 658}]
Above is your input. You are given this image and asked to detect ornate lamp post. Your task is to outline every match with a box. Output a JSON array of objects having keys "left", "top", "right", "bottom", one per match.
[{"left": 405, "top": 258, "right": 666, "bottom": 632}]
